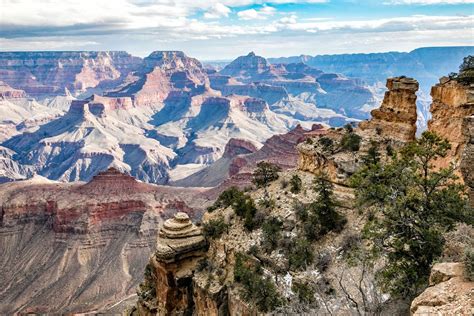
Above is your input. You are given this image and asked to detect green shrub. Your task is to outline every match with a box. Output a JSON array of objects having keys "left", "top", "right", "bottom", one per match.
[
  {"left": 261, "top": 216, "right": 282, "bottom": 252},
  {"left": 344, "top": 123, "right": 354, "bottom": 133},
  {"left": 293, "top": 200, "right": 308, "bottom": 222},
  {"left": 292, "top": 280, "right": 316, "bottom": 305},
  {"left": 288, "top": 238, "right": 314, "bottom": 271},
  {"left": 203, "top": 217, "right": 229, "bottom": 239},
  {"left": 319, "top": 137, "right": 334, "bottom": 151},
  {"left": 234, "top": 253, "right": 282, "bottom": 312},
  {"left": 464, "top": 249, "right": 474, "bottom": 281},
  {"left": 252, "top": 161, "right": 281, "bottom": 189},
  {"left": 289, "top": 174, "right": 303, "bottom": 194},
  {"left": 207, "top": 186, "right": 245, "bottom": 212},
  {"left": 340, "top": 132, "right": 362, "bottom": 152},
  {"left": 351, "top": 131, "right": 471, "bottom": 298},
  {"left": 362, "top": 140, "right": 381, "bottom": 166},
  {"left": 304, "top": 175, "right": 347, "bottom": 241}
]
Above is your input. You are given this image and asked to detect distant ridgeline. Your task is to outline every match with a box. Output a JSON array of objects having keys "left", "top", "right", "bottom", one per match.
[{"left": 268, "top": 46, "right": 474, "bottom": 91}]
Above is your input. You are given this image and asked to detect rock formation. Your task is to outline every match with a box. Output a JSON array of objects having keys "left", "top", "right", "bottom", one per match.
[
  {"left": 359, "top": 76, "right": 418, "bottom": 142},
  {"left": 411, "top": 262, "right": 473, "bottom": 315},
  {"left": 108, "top": 51, "right": 209, "bottom": 107},
  {"left": 135, "top": 212, "right": 207, "bottom": 315},
  {"left": 428, "top": 77, "right": 474, "bottom": 171}
]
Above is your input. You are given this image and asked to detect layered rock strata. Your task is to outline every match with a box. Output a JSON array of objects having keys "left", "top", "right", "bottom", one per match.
[
  {"left": 0, "top": 51, "right": 141, "bottom": 97},
  {"left": 359, "top": 76, "right": 418, "bottom": 142},
  {"left": 136, "top": 212, "right": 207, "bottom": 315},
  {"left": 0, "top": 169, "right": 207, "bottom": 314},
  {"left": 428, "top": 77, "right": 474, "bottom": 171}
]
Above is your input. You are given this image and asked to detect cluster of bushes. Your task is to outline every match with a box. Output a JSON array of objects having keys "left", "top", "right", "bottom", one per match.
[
  {"left": 203, "top": 217, "right": 229, "bottom": 239},
  {"left": 207, "top": 186, "right": 244, "bottom": 212},
  {"left": 448, "top": 55, "right": 474, "bottom": 85},
  {"left": 234, "top": 252, "right": 282, "bottom": 312},
  {"left": 207, "top": 186, "right": 260, "bottom": 230},
  {"left": 287, "top": 238, "right": 314, "bottom": 271},
  {"left": 292, "top": 280, "right": 316, "bottom": 305},
  {"left": 261, "top": 216, "right": 282, "bottom": 252},
  {"left": 351, "top": 131, "right": 472, "bottom": 299},
  {"left": 340, "top": 124, "right": 362, "bottom": 152}
]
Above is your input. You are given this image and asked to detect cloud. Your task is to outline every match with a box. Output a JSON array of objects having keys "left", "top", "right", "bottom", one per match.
[
  {"left": 204, "top": 3, "right": 231, "bottom": 19},
  {"left": 237, "top": 6, "right": 277, "bottom": 20},
  {"left": 385, "top": 0, "right": 474, "bottom": 4}
]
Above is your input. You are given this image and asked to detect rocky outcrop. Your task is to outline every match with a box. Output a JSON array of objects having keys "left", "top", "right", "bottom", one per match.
[
  {"left": 428, "top": 78, "right": 474, "bottom": 171},
  {"left": 108, "top": 51, "right": 209, "bottom": 107},
  {"left": 461, "top": 116, "right": 474, "bottom": 207},
  {"left": 222, "top": 138, "right": 258, "bottom": 159},
  {"left": 0, "top": 51, "right": 141, "bottom": 97},
  {"left": 220, "top": 51, "right": 276, "bottom": 83},
  {"left": 359, "top": 76, "right": 418, "bottom": 142},
  {"left": 411, "top": 262, "right": 474, "bottom": 315},
  {"left": 135, "top": 212, "right": 207, "bottom": 315}
]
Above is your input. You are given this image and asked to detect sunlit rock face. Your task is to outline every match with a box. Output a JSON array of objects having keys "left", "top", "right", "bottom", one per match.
[
  {"left": 359, "top": 76, "right": 419, "bottom": 142},
  {"left": 135, "top": 212, "right": 207, "bottom": 315},
  {"left": 0, "top": 51, "right": 141, "bottom": 97},
  {"left": 428, "top": 77, "right": 474, "bottom": 172}
]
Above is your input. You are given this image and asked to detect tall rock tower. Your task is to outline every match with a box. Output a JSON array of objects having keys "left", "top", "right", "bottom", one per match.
[
  {"left": 359, "top": 76, "right": 419, "bottom": 142},
  {"left": 135, "top": 212, "right": 207, "bottom": 315}
]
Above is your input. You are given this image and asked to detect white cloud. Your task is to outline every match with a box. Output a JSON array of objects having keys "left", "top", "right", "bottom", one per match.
[
  {"left": 204, "top": 3, "right": 231, "bottom": 19},
  {"left": 386, "top": 0, "right": 474, "bottom": 4},
  {"left": 237, "top": 6, "right": 276, "bottom": 20}
]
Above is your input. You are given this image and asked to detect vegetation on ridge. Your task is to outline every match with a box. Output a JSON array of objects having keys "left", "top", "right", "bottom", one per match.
[{"left": 351, "top": 131, "right": 472, "bottom": 299}]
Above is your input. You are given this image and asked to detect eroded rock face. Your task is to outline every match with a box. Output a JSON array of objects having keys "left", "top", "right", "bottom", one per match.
[
  {"left": 359, "top": 76, "right": 418, "bottom": 142},
  {"left": 411, "top": 262, "right": 474, "bottom": 315},
  {"left": 0, "top": 170, "right": 207, "bottom": 314},
  {"left": 108, "top": 51, "right": 209, "bottom": 107},
  {"left": 428, "top": 78, "right": 474, "bottom": 172},
  {"left": 0, "top": 51, "right": 141, "bottom": 97},
  {"left": 136, "top": 212, "right": 207, "bottom": 315}
]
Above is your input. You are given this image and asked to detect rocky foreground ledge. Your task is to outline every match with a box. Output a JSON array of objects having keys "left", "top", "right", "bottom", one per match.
[{"left": 411, "top": 262, "right": 473, "bottom": 315}]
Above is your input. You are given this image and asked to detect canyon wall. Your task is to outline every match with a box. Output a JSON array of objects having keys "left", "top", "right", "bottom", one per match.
[
  {"left": 0, "top": 168, "right": 208, "bottom": 314},
  {"left": 0, "top": 51, "right": 141, "bottom": 97}
]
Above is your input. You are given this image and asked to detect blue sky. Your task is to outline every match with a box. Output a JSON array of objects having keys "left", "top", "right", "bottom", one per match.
[{"left": 0, "top": 0, "right": 472, "bottom": 60}]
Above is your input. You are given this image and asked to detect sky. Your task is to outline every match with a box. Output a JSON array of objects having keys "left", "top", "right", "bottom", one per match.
[{"left": 0, "top": 0, "right": 473, "bottom": 60}]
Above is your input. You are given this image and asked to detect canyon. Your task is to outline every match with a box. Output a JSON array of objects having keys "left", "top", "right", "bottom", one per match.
[
  {"left": 0, "top": 47, "right": 469, "bottom": 186},
  {"left": 0, "top": 48, "right": 472, "bottom": 314}
]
